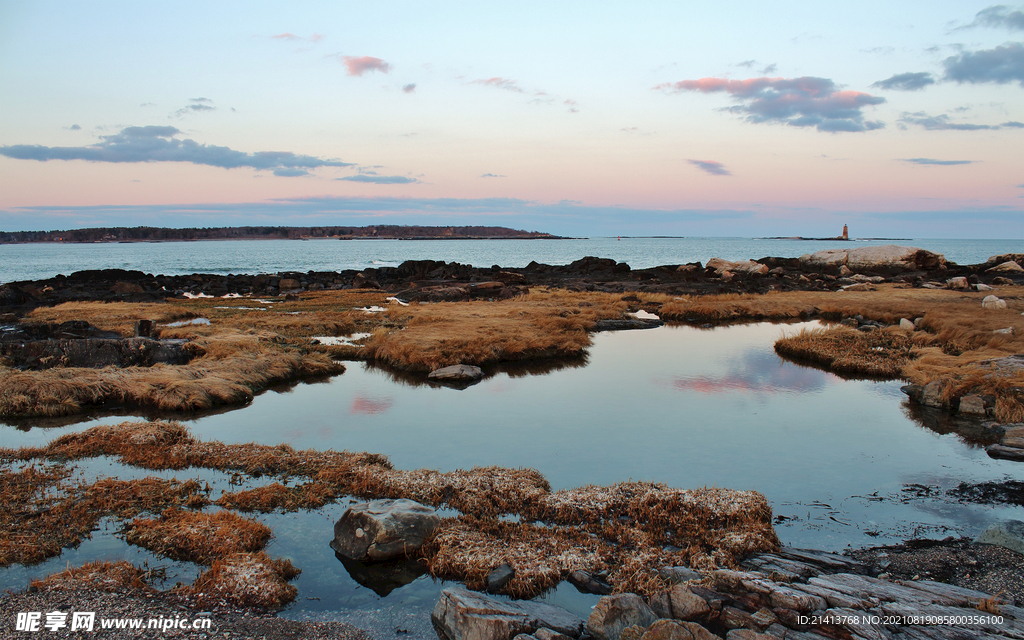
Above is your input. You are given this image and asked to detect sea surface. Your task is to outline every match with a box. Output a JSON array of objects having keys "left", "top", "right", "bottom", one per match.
[{"left": 1, "top": 237, "right": 1019, "bottom": 283}]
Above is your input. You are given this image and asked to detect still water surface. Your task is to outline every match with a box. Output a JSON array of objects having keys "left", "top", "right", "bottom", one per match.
[{"left": 2, "top": 321, "right": 1019, "bottom": 626}]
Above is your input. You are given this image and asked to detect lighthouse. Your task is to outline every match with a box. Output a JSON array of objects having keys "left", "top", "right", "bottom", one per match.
[{"left": 842, "top": 224, "right": 849, "bottom": 240}]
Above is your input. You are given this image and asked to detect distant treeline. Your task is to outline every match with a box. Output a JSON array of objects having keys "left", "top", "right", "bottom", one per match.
[{"left": 0, "top": 225, "right": 559, "bottom": 243}]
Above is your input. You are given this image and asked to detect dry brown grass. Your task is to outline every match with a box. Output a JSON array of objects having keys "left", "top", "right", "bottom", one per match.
[
  {"left": 215, "top": 482, "right": 334, "bottom": 512},
  {"left": 178, "top": 552, "right": 301, "bottom": 608},
  {"left": 775, "top": 326, "right": 915, "bottom": 377},
  {"left": 31, "top": 560, "right": 152, "bottom": 592},
  {"left": 27, "top": 301, "right": 197, "bottom": 335},
  {"left": 424, "top": 516, "right": 610, "bottom": 598},
  {"left": 124, "top": 508, "right": 272, "bottom": 563},
  {"left": 1, "top": 420, "right": 390, "bottom": 478},
  {"left": 0, "top": 334, "right": 343, "bottom": 418},
  {"left": 361, "top": 288, "right": 627, "bottom": 371}
]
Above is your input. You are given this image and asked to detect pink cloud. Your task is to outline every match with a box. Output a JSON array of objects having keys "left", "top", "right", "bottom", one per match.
[
  {"left": 342, "top": 56, "right": 392, "bottom": 76},
  {"left": 470, "top": 77, "right": 523, "bottom": 92},
  {"left": 272, "top": 33, "right": 300, "bottom": 41}
]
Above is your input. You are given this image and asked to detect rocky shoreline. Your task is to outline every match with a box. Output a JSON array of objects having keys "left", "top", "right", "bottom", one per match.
[{"left": 2, "top": 246, "right": 1021, "bottom": 315}]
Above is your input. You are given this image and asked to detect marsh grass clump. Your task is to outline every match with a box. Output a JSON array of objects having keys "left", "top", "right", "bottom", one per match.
[
  {"left": 30, "top": 560, "right": 152, "bottom": 592},
  {"left": 424, "top": 516, "right": 610, "bottom": 598},
  {"left": 123, "top": 508, "right": 272, "bottom": 563},
  {"left": 774, "top": 326, "right": 914, "bottom": 377},
  {"left": 2, "top": 419, "right": 390, "bottom": 478},
  {"left": 361, "top": 289, "right": 629, "bottom": 371},
  {"left": 0, "top": 340, "right": 344, "bottom": 419},
  {"left": 215, "top": 482, "right": 334, "bottom": 512},
  {"left": 179, "top": 552, "right": 301, "bottom": 608},
  {"left": 0, "top": 463, "right": 209, "bottom": 568}
]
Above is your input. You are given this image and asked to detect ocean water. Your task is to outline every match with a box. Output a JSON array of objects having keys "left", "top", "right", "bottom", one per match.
[{"left": 1, "top": 237, "right": 1019, "bottom": 284}]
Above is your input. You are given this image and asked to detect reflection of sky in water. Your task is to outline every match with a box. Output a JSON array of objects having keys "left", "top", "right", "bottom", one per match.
[
  {"left": 3, "top": 321, "right": 1024, "bottom": 617},
  {"left": 670, "top": 348, "right": 831, "bottom": 395},
  {"left": 350, "top": 394, "right": 394, "bottom": 415}
]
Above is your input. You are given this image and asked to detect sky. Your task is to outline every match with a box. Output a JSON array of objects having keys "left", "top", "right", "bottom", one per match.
[{"left": 1, "top": 1, "right": 1022, "bottom": 238}]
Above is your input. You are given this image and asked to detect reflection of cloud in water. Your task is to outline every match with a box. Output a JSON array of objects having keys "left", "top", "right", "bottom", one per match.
[
  {"left": 351, "top": 394, "right": 394, "bottom": 415},
  {"left": 671, "top": 348, "right": 832, "bottom": 395}
]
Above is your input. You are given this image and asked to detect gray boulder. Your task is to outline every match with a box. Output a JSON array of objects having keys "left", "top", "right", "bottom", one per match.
[
  {"left": 331, "top": 499, "right": 440, "bottom": 562},
  {"left": 921, "top": 380, "right": 946, "bottom": 408},
  {"left": 586, "top": 594, "right": 658, "bottom": 640},
  {"left": 649, "top": 585, "right": 710, "bottom": 621},
  {"left": 432, "top": 586, "right": 584, "bottom": 640},
  {"left": 958, "top": 395, "right": 987, "bottom": 416},
  {"left": 976, "top": 520, "right": 1024, "bottom": 555}
]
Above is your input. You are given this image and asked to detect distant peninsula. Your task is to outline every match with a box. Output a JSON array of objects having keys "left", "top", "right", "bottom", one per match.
[{"left": 0, "top": 225, "right": 565, "bottom": 244}]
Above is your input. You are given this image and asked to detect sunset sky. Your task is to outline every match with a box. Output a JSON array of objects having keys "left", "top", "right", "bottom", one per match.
[{"left": 1, "top": 1, "right": 1021, "bottom": 237}]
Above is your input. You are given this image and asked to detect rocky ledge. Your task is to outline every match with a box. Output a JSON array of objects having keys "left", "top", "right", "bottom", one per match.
[{"left": 433, "top": 546, "right": 1022, "bottom": 640}]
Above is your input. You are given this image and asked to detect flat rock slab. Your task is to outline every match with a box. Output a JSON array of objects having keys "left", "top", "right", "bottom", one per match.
[
  {"left": 432, "top": 586, "right": 584, "bottom": 640},
  {"left": 331, "top": 498, "right": 440, "bottom": 562},
  {"left": 592, "top": 318, "right": 664, "bottom": 331},
  {"left": 428, "top": 364, "right": 485, "bottom": 382}
]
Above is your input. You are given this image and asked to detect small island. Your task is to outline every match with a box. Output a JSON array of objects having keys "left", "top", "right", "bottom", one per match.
[{"left": 0, "top": 225, "right": 565, "bottom": 244}]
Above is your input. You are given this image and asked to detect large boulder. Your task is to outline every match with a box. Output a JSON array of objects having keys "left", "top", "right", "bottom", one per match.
[
  {"left": 331, "top": 499, "right": 440, "bottom": 562},
  {"left": 705, "top": 258, "right": 769, "bottom": 276},
  {"left": 648, "top": 585, "right": 711, "bottom": 621},
  {"left": 586, "top": 594, "right": 658, "bottom": 640},
  {"left": 798, "top": 245, "right": 945, "bottom": 273},
  {"left": 432, "top": 586, "right": 585, "bottom": 640},
  {"left": 986, "top": 261, "right": 1024, "bottom": 273},
  {"left": 982, "top": 295, "right": 1007, "bottom": 310}
]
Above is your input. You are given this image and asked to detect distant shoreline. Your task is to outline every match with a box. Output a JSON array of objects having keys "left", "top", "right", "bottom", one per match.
[{"left": 0, "top": 236, "right": 578, "bottom": 245}]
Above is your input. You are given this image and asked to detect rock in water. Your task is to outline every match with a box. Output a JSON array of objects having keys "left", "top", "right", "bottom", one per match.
[
  {"left": 331, "top": 499, "right": 440, "bottom": 562},
  {"left": 428, "top": 364, "right": 485, "bottom": 381},
  {"left": 432, "top": 586, "right": 584, "bottom": 640}
]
